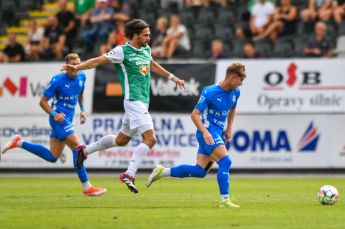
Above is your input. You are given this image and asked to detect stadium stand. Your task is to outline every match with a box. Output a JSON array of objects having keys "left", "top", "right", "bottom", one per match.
[{"left": 0, "top": 0, "right": 344, "bottom": 62}]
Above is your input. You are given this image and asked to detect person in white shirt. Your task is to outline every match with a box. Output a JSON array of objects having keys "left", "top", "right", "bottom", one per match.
[
  {"left": 249, "top": 0, "right": 275, "bottom": 37},
  {"left": 160, "top": 15, "right": 191, "bottom": 58}
]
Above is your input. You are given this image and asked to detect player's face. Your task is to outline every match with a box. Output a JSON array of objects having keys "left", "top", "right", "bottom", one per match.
[
  {"left": 66, "top": 58, "right": 81, "bottom": 78},
  {"left": 230, "top": 74, "right": 245, "bottom": 89},
  {"left": 137, "top": 28, "right": 151, "bottom": 47}
]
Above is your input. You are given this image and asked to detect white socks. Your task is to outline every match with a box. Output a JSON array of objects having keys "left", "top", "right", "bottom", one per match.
[
  {"left": 85, "top": 135, "right": 117, "bottom": 155},
  {"left": 82, "top": 181, "right": 92, "bottom": 190},
  {"left": 163, "top": 168, "right": 171, "bottom": 177},
  {"left": 126, "top": 143, "right": 151, "bottom": 177},
  {"left": 221, "top": 195, "right": 229, "bottom": 201}
]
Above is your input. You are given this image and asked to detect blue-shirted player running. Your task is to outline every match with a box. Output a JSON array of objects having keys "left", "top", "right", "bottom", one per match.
[
  {"left": 146, "top": 63, "right": 246, "bottom": 208},
  {"left": 1, "top": 53, "right": 106, "bottom": 196}
]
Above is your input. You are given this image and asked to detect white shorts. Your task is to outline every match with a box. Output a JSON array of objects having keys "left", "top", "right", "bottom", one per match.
[{"left": 120, "top": 99, "right": 154, "bottom": 137}]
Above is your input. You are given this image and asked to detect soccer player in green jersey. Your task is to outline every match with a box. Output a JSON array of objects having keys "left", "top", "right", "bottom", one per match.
[{"left": 62, "top": 19, "right": 185, "bottom": 193}]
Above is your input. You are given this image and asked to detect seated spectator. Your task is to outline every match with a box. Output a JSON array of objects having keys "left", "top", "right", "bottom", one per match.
[
  {"left": 0, "top": 33, "right": 26, "bottom": 62},
  {"left": 99, "top": 21, "right": 126, "bottom": 54},
  {"left": 208, "top": 39, "right": 226, "bottom": 60},
  {"left": 304, "top": 21, "right": 334, "bottom": 57},
  {"left": 185, "top": 0, "right": 203, "bottom": 8},
  {"left": 160, "top": 14, "right": 191, "bottom": 58},
  {"left": 80, "top": 0, "right": 114, "bottom": 52},
  {"left": 40, "top": 15, "right": 66, "bottom": 60},
  {"left": 111, "top": 0, "right": 130, "bottom": 22},
  {"left": 236, "top": 0, "right": 275, "bottom": 39},
  {"left": 75, "top": 0, "right": 95, "bottom": 26},
  {"left": 243, "top": 41, "right": 261, "bottom": 58},
  {"left": 300, "top": 0, "right": 333, "bottom": 22},
  {"left": 151, "top": 16, "right": 168, "bottom": 57},
  {"left": 25, "top": 19, "right": 44, "bottom": 61},
  {"left": 253, "top": 0, "right": 297, "bottom": 42},
  {"left": 56, "top": 0, "right": 78, "bottom": 52},
  {"left": 333, "top": 0, "right": 345, "bottom": 25}
]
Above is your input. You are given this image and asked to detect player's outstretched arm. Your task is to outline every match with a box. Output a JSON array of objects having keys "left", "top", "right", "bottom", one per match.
[
  {"left": 150, "top": 60, "right": 185, "bottom": 89},
  {"left": 62, "top": 56, "right": 111, "bottom": 72}
]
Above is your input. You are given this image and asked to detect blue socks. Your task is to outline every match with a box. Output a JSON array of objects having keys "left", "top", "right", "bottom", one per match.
[
  {"left": 171, "top": 164, "right": 207, "bottom": 178},
  {"left": 22, "top": 141, "right": 57, "bottom": 162},
  {"left": 217, "top": 155, "right": 232, "bottom": 195},
  {"left": 72, "top": 149, "right": 88, "bottom": 183}
]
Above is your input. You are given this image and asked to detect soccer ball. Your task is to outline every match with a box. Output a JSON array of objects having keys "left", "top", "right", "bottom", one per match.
[{"left": 318, "top": 185, "right": 339, "bottom": 205}]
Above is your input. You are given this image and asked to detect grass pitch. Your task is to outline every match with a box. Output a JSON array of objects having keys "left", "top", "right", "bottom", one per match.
[{"left": 0, "top": 175, "right": 344, "bottom": 229}]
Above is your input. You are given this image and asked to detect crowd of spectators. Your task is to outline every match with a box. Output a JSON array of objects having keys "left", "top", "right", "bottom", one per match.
[{"left": 0, "top": 0, "right": 345, "bottom": 62}]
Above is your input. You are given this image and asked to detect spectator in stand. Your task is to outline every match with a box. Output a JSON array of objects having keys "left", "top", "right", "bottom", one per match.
[
  {"left": 300, "top": 0, "right": 333, "bottom": 21},
  {"left": 243, "top": 41, "right": 261, "bottom": 58},
  {"left": 151, "top": 16, "right": 168, "bottom": 57},
  {"left": 333, "top": 0, "right": 345, "bottom": 25},
  {"left": 253, "top": 0, "right": 297, "bottom": 42},
  {"left": 80, "top": 0, "right": 114, "bottom": 53},
  {"left": 208, "top": 39, "right": 226, "bottom": 60},
  {"left": 111, "top": 0, "right": 130, "bottom": 23},
  {"left": 25, "top": 19, "right": 44, "bottom": 61},
  {"left": 75, "top": 0, "right": 95, "bottom": 26},
  {"left": 185, "top": 0, "right": 203, "bottom": 8},
  {"left": 160, "top": 14, "right": 191, "bottom": 59},
  {"left": 56, "top": 0, "right": 78, "bottom": 52},
  {"left": 40, "top": 15, "right": 66, "bottom": 60},
  {"left": 99, "top": 20, "right": 126, "bottom": 54},
  {"left": 0, "top": 33, "right": 26, "bottom": 62},
  {"left": 235, "top": 0, "right": 275, "bottom": 39},
  {"left": 304, "top": 21, "right": 334, "bottom": 57}
]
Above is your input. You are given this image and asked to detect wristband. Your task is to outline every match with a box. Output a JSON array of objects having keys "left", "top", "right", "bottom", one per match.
[
  {"left": 167, "top": 73, "right": 175, "bottom": 80},
  {"left": 50, "top": 110, "right": 56, "bottom": 117},
  {"left": 80, "top": 106, "right": 85, "bottom": 111}
]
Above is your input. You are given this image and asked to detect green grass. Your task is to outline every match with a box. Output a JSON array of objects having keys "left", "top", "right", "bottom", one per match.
[{"left": 0, "top": 175, "right": 344, "bottom": 229}]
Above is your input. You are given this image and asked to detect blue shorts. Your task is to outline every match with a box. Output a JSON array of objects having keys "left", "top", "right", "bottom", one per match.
[
  {"left": 49, "top": 117, "right": 75, "bottom": 140},
  {"left": 196, "top": 127, "right": 224, "bottom": 155}
]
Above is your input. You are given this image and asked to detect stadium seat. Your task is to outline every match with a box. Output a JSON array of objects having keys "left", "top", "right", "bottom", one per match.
[
  {"left": 191, "top": 40, "right": 207, "bottom": 57},
  {"left": 335, "top": 35, "right": 345, "bottom": 57},
  {"left": 292, "top": 37, "right": 308, "bottom": 57},
  {"left": 231, "top": 39, "right": 246, "bottom": 57},
  {"left": 213, "top": 25, "right": 233, "bottom": 43},
  {"left": 196, "top": 8, "right": 215, "bottom": 27},
  {"left": 297, "top": 21, "right": 315, "bottom": 36},
  {"left": 179, "top": 9, "right": 195, "bottom": 28},
  {"left": 215, "top": 8, "right": 235, "bottom": 25},
  {"left": 272, "top": 38, "right": 293, "bottom": 58},
  {"left": 254, "top": 39, "right": 272, "bottom": 58},
  {"left": 192, "top": 24, "right": 213, "bottom": 42},
  {"left": 338, "top": 21, "right": 345, "bottom": 36}
]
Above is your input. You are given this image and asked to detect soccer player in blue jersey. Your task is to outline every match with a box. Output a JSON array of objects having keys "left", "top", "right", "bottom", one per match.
[
  {"left": 1, "top": 53, "right": 106, "bottom": 196},
  {"left": 146, "top": 62, "right": 246, "bottom": 208}
]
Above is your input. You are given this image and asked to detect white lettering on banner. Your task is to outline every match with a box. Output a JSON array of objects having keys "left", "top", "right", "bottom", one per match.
[
  {"left": 216, "top": 59, "right": 345, "bottom": 113},
  {"left": 151, "top": 78, "right": 200, "bottom": 96}
]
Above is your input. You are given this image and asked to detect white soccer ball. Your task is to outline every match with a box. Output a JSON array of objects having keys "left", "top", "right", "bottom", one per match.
[{"left": 318, "top": 185, "right": 340, "bottom": 205}]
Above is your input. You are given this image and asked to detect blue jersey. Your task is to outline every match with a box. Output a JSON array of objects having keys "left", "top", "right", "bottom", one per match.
[
  {"left": 195, "top": 84, "right": 240, "bottom": 133},
  {"left": 43, "top": 71, "right": 86, "bottom": 122}
]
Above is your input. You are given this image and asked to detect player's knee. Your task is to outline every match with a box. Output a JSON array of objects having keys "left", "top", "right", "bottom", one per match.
[
  {"left": 194, "top": 165, "right": 208, "bottom": 178},
  {"left": 145, "top": 136, "right": 156, "bottom": 148},
  {"left": 218, "top": 155, "right": 232, "bottom": 169}
]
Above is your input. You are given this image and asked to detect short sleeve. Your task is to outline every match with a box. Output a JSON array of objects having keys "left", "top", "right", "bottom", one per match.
[
  {"left": 233, "top": 89, "right": 241, "bottom": 107},
  {"left": 195, "top": 88, "right": 210, "bottom": 113},
  {"left": 103, "top": 45, "right": 124, "bottom": 63},
  {"left": 43, "top": 76, "right": 59, "bottom": 99}
]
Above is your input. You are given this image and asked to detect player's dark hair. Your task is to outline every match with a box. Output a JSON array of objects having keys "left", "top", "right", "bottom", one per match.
[
  {"left": 226, "top": 63, "right": 246, "bottom": 78},
  {"left": 125, "top": 19, "right": 149, "bottom": 39},
  {"left": 65, "top": 53, "right": 80, "bottom": 63}
]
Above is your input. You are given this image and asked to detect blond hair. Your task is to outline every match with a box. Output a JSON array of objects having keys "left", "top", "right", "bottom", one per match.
[
  {"left": 226, "top": 62, "right": 246, "bottom": 78},
  {"left": 65, "top": 53, "right": 80, "bottom": 64}
]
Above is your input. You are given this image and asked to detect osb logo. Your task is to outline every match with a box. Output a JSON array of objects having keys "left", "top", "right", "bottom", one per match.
[{"left": 140, "top": 66, "right": 149, "bottom": 76}]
